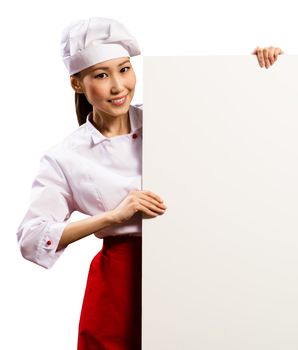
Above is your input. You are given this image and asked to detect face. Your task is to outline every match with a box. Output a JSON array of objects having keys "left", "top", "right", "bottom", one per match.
[{"left": 71, "top": 56, "right": 136, "bottom": 119}]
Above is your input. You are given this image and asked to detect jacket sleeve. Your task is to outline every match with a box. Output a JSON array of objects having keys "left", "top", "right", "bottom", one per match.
[{"left": 16, "top": 151, "right": 75, "bottom": 269}]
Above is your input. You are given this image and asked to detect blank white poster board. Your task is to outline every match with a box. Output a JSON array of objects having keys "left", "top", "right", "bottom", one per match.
[{"left": 142, "top": 55, "right": 298, "bottom": 350}]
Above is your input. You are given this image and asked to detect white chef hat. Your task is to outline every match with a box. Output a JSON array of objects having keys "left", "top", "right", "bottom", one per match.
[{"left": 61, "top": 17, "right": 141, "bottom": 75}]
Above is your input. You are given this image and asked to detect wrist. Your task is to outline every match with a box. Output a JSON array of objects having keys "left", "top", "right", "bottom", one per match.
[{"left": 104, "top": 210, "right": 120, "bottom": 225}]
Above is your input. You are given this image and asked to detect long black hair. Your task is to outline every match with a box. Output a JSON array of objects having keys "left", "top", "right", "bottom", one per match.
[
  {"left": 75, "top": 92, "right": 93, "bottom": 126},
  {"left": 73, "top": 72, "right": 93, "bottom": 126}
]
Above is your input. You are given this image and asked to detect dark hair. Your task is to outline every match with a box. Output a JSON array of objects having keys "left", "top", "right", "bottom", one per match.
[
  {"left": 75, "top": 92, "right": 93, "bottom": 126},
  {"left": 73, "top": 73, "right": 93, "bottom": 126}
]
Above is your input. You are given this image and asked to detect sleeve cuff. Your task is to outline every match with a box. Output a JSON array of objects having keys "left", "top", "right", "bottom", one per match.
[{"left": 35, "top": 222, "right": 68, "bottom": 269}]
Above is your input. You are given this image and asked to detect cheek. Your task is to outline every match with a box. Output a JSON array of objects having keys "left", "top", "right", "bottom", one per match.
[
  {"left": 87, "top": 85, "right": 107, "bottom": 102},
  {"left": 128, "top": 72, "right": 136, "bottom": 90}
]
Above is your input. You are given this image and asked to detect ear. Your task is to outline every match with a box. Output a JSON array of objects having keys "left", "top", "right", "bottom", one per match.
[{"left": 70, "top": 76, "right": 84, "bottom": 94}]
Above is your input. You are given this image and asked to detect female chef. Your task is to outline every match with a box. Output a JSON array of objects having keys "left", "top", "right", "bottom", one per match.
[{"left": 16, "top": 16, "right": 283, "bottom": 350}]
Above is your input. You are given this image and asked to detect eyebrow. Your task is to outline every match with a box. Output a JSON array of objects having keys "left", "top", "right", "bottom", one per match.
[{"left": 91, "top": 59, "right": 131, "bottom": 72}]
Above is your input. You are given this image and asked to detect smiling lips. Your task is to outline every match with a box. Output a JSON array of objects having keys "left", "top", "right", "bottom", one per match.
[{"left": 109, "top": 95, "right": 127, "bottom": 106}]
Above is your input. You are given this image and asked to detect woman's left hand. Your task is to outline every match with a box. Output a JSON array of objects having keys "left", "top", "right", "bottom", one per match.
[{"left": 252, "top": 46, "right": 284, "bottom": 68}]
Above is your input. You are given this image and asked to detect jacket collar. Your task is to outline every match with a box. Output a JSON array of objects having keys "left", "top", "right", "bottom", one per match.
[{"left": 85, "top": 104, "right": 142, "bottom": 145}]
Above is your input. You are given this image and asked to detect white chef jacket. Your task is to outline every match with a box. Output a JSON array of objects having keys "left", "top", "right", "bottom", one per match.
[{"left": 16, "top": 103, "right": 143, "bottom": 269}]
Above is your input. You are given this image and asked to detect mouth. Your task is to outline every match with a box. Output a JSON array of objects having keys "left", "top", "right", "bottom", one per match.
[{"left": 108, "top": 94, "right": 128, "bottom": 106}]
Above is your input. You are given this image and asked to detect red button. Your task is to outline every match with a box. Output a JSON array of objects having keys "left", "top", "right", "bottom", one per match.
[
  {"left": 46, "top": 240, "right": 52, "bottom": 246},
  {"left": 132, "top": 133, "right": 138, "bottom": 139}
]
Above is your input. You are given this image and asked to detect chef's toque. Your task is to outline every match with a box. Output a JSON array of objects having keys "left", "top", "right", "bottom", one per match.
[{"left": 61, "top": 17, "right": 141, "bottom": 75}]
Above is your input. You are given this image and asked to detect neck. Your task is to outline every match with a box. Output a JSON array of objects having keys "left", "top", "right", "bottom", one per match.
[{"left": 91, "top": 109, "right": 131, "bottom": 137}]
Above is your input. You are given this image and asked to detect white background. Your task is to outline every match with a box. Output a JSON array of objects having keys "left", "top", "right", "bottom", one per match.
[{"left": 1, "top": 0, "right": 297, "bottom": 348}]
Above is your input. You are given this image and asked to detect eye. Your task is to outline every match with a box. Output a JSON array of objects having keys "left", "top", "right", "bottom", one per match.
[
  {"left": 95, "top": 73, "right": 108, "bottom": 79},
  {"left": 121, "top": 66, "right": 131, "bottom": 72},
  {"left": 94, "top": 66, "right": 131, "bottom": 79}
]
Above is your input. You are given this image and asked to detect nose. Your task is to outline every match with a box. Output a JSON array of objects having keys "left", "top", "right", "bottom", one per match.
[{"left": 110, "top": 74, "right": 125, "bottom": 93}]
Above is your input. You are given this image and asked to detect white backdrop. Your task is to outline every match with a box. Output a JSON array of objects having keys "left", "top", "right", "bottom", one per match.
[
  {"left": 1, "top": 0, "right": 298, "bottom": 348},
  {"left": 143, "top": 55, "right": 298, "bottom": 349}
]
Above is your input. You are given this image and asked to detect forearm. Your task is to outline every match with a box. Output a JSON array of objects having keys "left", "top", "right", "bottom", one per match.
[{"left": 56, "top": 211, "right": 115, "bottom": 251}]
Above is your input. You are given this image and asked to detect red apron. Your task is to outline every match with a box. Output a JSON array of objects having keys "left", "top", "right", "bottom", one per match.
[{"left": 78, "top": 235, "right": 142, "bottom": 350}]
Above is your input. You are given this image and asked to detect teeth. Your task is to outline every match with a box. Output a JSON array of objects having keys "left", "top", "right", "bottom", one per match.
[{"left": 111, "top": 96, "right": 126, "bottom": 103}]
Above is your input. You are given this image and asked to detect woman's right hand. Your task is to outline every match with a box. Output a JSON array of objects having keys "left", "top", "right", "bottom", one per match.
[{"left": 108, "top": 190, "right": 167, "bottom": 224}]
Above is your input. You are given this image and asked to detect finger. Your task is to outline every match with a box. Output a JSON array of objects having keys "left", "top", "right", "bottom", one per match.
[
  {"left": 142, "top": 212, "right": 156, "bottom": 219},
  {"left": 137, "top": 203, "right": 159, "bottom": 217},
  {"left": 263, "top": 48, "right": 270, "bottom": 68},
  {"left": 267, "top": 46, "right": 275, "bottom": 65},
  {"left": 142, "top": 209, "right": 166, "bottom": 219},
  {"left": 145, "top": 196, "right": 167, "bottom": 208},
  {"left": 139, "top": 198, "right": 166, "bottom": 214},
  {"left": 275, "top": 47, "right": 284, "bottom": 54},
  {"left": 273, "top": 47, "right": 283, "bottom": 61},
  {"left": 142, "top": 190, "right": 164, "bottom": 202},
  {"left": 129, "top": 190, "right": 164, "bottom": 207},
  {"left": 256, "top": 47, "right": 264, "bottom": 67},
  {"left": 140, "top": 194, "right": 166, "bottom": 208},
  {"left": 136, "top": 192, "right": 166, "bottom": 208}
]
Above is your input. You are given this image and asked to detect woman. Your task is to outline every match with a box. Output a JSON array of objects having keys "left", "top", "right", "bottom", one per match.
[{"left": 16, "top": 17, "right": 283, "bottom": 350}]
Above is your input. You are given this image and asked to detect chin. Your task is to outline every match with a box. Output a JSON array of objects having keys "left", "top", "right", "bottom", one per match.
[{"left": 105, "top": 105, "right": 130, "bottom": 118}]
